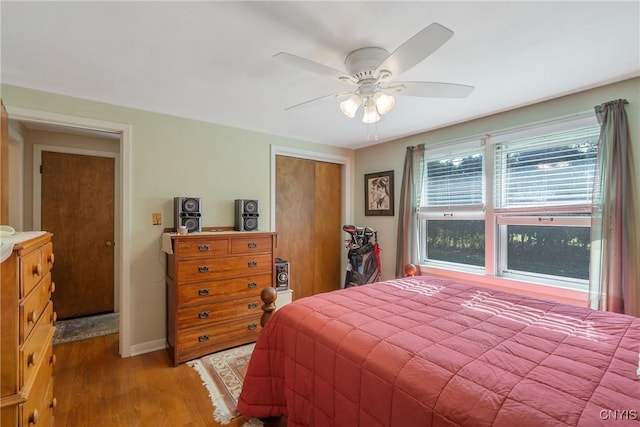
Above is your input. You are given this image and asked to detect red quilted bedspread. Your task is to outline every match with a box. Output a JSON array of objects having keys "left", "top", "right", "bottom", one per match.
[{"left": 237, "top": 277, "right": 640, "bottom": 426}]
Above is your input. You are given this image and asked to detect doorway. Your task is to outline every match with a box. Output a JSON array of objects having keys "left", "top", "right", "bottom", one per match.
[{"left": 7, "top": 105, "right": 133, "bottom": 357}]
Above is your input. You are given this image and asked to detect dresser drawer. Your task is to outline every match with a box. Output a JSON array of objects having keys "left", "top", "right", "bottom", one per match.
[
  {"left": 175, "top": 238, "right": 229, "bottom": 259},
  {"left": 20, "top": 247, "right": 44, "bottom": 299},
  {"left": 42, "top": 241, "right": 55, "bottom": 279},
  {"left": 176, "top": 274, "right": 271, "bottom": 306},
  {"left": 177, "top": 294, "right": 262, "bottom": 330},
  {"left": 177, "top": 315, "right": 261, "bottom": 363},
  {"left": 230, "top": 236, "right": 273, "bottom": 254},
  {"left": 19, "top": 274, "right": 52, "bottom": 343},
  {"left": 21, "top": 336, "right": 54, "bottom": 427},
  {"left": 39, "top": 378, "right": 56, "bottom": 427},
  {"left": 176, "top": 254, "right": 272, "bottom": 283},
  {"left": 20, "top": 303, "right": 54, "bottom": 390}
]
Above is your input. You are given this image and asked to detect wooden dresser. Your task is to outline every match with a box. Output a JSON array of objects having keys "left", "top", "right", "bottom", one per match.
[
  {"left": 165, "top": 231, "right": 276, "bottom": 365},
  {"left": 1, "top": 232, "right": 56, "bottom": 427}
]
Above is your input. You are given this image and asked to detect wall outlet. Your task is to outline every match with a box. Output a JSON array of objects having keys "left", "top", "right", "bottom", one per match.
[{"left": 152, "top": 212, "right": 162, "bottom": 225}]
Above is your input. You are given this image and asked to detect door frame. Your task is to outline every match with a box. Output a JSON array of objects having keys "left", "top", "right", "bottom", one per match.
[
  {"left": 6, "top": 105, "right": 133, "bottom": 357},
  {"left": 270, "top": 145, "right": 353, "bottom": 288},
  {"left": 34, "top": 144, "right": 120, "bottom": 316}
]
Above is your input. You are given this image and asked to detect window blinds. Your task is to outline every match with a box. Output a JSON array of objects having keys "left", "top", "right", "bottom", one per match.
[
  {"left": 494, "top": 126, "right": 599, "bottom": 209},
  {"left": 419, "top": 145, "right": 484, "bottom": 208}
]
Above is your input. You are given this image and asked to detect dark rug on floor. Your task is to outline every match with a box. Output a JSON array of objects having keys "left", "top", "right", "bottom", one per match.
[{"left": 53, "top": 312, "right": 119, "bottom": 345}]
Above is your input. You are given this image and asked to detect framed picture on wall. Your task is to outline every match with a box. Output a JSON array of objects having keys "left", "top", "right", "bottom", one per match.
[{"left": 364, "top": 170, "right": 394, "bottom": 216}]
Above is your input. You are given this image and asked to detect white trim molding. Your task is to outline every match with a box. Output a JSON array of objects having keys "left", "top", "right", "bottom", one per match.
[{"left": 6, "top": 105, "right": 133, "bottom": 358}]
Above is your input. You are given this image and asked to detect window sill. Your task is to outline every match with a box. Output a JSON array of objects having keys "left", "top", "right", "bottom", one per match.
[{"left": 418, "top": 265, "right": 589, "bottom": 308}]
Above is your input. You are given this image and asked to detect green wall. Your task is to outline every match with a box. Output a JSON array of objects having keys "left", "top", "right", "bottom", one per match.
[
  {"left": 3, "top": 77, "right": 638, "bottom": 352},
  {"left": 354, "top": 77, "right": 640, "bottom": 284},
  {"left": 1, "top": 84, "right": 354, "bottom": 352}
]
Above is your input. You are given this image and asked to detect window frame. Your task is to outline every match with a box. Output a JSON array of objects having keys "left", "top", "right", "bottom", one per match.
[
  {"left": 417, "top": 138, "right": 487, "bottom": 271},
  {"left": 416, "top": 112, "right": 599, "bottom": 291}
]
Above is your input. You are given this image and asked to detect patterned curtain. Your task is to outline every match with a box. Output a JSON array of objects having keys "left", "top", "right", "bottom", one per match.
[
  {"left": 395, "top": 144, "right": 423, "bottom": 277},
  {"left": 589, "top": 99, "right": 639, "bottom": 316}
]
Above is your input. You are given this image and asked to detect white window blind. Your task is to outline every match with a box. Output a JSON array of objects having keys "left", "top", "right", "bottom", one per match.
[
  {"left": 494, "top": 126, "right": 599, "bottom": 209},
  {"left": 419, "top": 145, "right": 484, "bottom": 209}
]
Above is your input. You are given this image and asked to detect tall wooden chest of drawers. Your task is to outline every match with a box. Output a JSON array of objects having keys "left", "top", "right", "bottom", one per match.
[
  {"left": 165, "top": 231, "right": 276, "bottom": 365},
  {"left": 1, "top": 232, "right": 56, "bottom": 427}
]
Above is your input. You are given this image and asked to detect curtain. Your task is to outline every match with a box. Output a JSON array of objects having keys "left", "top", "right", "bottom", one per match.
[
  {"left": 395, "top": 144, "right": 423, "bottom": 277},
  {"left": 589, "top": 99, "right": 639, "bottom": 316}
]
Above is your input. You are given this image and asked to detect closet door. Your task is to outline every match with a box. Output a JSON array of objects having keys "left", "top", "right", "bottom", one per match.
[{"left": 275, "top": 156, "right": 342, "bottom": 300}]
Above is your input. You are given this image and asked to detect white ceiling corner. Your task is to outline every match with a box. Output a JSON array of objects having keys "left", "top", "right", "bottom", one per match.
[{"left": 1, "top": 1, "right": 638, "bottom": 149}]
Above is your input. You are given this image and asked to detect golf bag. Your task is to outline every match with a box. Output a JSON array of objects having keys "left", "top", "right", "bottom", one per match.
[{"left": 343, "top": 225, "right": 381, "bottom": 287}]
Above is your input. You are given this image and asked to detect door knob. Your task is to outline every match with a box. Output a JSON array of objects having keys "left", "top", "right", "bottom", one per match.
[{"left": 105, "top": 241, "right": 116, "bottom": 246}]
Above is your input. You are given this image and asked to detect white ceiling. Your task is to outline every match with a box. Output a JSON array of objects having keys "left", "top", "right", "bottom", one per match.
[{"left": 2, "top": 1, "right": 639, "bottom": 149}]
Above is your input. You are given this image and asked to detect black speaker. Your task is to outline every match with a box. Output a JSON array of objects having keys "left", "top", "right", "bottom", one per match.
[
  {"left": 235, "top": 199, "right": 259, "bottom": 231},
  {"left": 275, "top": 258, "right": 289, "bottom": 291},
  {"left": 174, "top": 197, "right": 202, "bottom": 233}
]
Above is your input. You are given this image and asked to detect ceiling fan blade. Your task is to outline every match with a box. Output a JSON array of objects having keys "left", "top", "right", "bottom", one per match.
[
  {"left": 284, "top": 91, "right": 353, "bottom": 111},
  {"left": 375, "top": 23, "right": 454, "bottom": 78},
  {"left": 387, "top": 81, "right": 474, "bottom": 98},
  {"left": 274, "top": 52, "right": 356, "bottom": 85}
]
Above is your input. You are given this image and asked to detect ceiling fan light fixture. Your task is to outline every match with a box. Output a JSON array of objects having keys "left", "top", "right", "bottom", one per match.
[
  {"left": 373, "top": 91, "right": 396, "bottom": 115},
  {"left": 339, "top": 94, "right": 362, "bottom": 118},
  {"left": 362, "top": 98, "right": 380, "bottom": 124}
]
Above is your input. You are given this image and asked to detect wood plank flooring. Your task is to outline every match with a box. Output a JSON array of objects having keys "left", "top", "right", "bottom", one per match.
[{"left": 53, "top": 334, "right": 286, "bottom": 427}]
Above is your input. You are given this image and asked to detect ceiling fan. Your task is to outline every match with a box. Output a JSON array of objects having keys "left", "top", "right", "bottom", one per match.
[{"left": 274, "top": 23, "right": 474, "bottom": 124}]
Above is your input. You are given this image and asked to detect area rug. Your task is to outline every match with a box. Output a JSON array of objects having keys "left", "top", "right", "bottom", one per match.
[
  {"left": 53, "top": 312, "right": 119, "bottom": 345},
  {"left": 188, "top": 343, "right": 263, "bottom": 426}
]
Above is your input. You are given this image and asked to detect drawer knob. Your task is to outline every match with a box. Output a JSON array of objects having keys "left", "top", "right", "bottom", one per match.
[
  {"left": 248, "top": 242, "right": 257, "bottom": 248},
  {"left": 248, "top": 302, "right": 258, "bottom": 310},
  {"left": 50, "top": 354, "right": 57, "bottom": 365},
  {"left": 48, "top": 253, "right": 55, "bottom": 265},
  {"left": 51, "top": 311, "right": 58, "bottom": 324},
  {"left": 247, "top": 282, "right": 257, "bottom": 289},
  {"left": 50, "top": 281, "right": 56, "bottom": 293},
  {"left": 27, "top": 310, "right": 38, "bottom": 324},
  {"left": 198, "top": 265, "right": 210, "bottom": 273},
  {"left": 29, "top": 409, "right": 39, "bottom": 425},
  {"left": 198, "top": 311, "right": 210, "bottom": 319},
  {"left": 28, "top": 351, "right": 38, "bottom": 366},
  {"left": 248, "top": 323, "right": 257, "bottom": 330},
  {"left": 248, "top": 261, "right": 257, "bottom": 268},
  {"left": 198, "top": 288, "right": 210, "bottom": 296},
  {"left": 51, "top": 397, "right": 58, "bottom": 410},
  {"left": 198, "top": 244, "right": 210, "bottom": 252},
  {"left": 198, "top": 334, "right": 209, "bottom": 342},
  {"left": 33, "top": 263, "right": 43, "bottom": 277}
]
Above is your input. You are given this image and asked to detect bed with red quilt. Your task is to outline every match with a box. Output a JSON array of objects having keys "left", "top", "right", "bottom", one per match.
[{"left": 237, "top": 276, "right": 640, "bottom": 426}]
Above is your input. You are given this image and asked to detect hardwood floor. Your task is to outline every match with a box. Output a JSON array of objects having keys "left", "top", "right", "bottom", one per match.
[{"left": 53, "top": 334, "right": 286, "bottom": 427}]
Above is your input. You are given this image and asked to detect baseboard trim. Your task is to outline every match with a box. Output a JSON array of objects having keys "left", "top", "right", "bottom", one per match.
[{"left": 128, "top": 338, "right": 167, "bottom": 357}]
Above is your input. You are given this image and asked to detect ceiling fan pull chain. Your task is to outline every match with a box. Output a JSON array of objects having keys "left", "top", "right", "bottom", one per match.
[{"left": 365, "top": 121, "right": 380, "bottom": 142}]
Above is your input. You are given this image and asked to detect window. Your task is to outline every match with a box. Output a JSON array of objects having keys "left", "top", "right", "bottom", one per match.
[
  {"left": 417, "top": 141, "right": 485, "bottom": 270},
  {"left": 425, "top": 220, "right": 485, "bottom": 267},
  {"left": 504, "top": 224, "right": 591, "bottom": 280},
  {"left": 417, "top": 114, "right": 600, "bottom": 290}
]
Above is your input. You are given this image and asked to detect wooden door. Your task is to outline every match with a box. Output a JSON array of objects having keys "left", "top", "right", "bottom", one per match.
[
  {"left": 41, "top": 151, "right": 115, "bottom": 319},
  {"left": 275, "top": 156, "right": 342, "bottom": 300}
]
